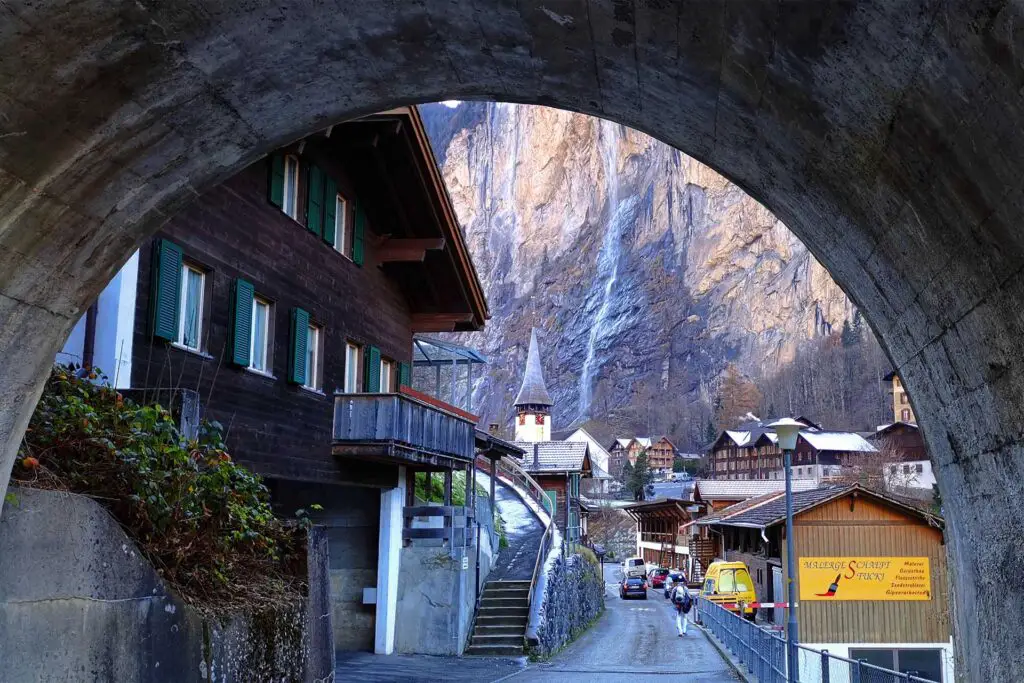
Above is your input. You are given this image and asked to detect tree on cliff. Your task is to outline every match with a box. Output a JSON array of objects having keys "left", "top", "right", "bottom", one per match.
[{"left": 715, "top": 364, "right": 763, "bottom": 429}]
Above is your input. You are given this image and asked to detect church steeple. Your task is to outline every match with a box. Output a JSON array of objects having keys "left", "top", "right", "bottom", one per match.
[{"left": 514, "top": 328, "right": 554, "bottom": 441}]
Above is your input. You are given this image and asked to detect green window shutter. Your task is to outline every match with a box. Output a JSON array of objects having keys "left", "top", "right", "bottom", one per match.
[
  {"left": 269, "top": 154, "right": 285, "bottom": 208},
  {"left": 149, "top": 239, "right": 183, "bottom": 341},
  {"left": 398, "top": 362, "right": 411, "bottom": 388},
  {"left": 544, "top": 490, "right": 557, "bottom": 516},
  {"left": 363, "top": 345, "right": 381, "bottom": 392},
  {"left": 289, "top": 307, "right": 310, "bottom": 385},
  {"left": 230, "top": 278, "right": 255, "bottom": 366},
  {"left": 322, "top": 176, "right": 338, "bottom": 246},
  {"left": 306, "top": 165, "right": 324, "bottom": 237},
  {"left": 353, "top": 201, "right": 366, "bottom": 266}
]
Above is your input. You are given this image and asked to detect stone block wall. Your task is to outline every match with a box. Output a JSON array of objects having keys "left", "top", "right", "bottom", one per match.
[
  {"left": 0, "top": 487, "right": 332, "bottom": 682},
  {"left": 531, "top": 553, "right": 605, "bottom": 658}
]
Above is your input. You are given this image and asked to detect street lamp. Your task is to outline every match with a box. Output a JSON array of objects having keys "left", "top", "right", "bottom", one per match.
[{"left": 769, "top": 418, "right": 803, "bottom": 683}]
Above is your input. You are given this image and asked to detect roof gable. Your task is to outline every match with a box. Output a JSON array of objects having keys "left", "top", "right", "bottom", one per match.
[{"left": 514, "top": 441, "right": 590, "bottom": 473}]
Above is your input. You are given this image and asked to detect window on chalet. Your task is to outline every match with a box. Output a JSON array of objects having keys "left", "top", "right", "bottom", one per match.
[
  {"left": 305, "top": 324, "right": 322, "bottom": 391},
  {"left": 916, "top": 463, "right": 924, "bottom": 474},
  {"left": 901, "top": 409, "right": 911, "bottom": 422},
  {"left": 177, "top": 262, "right": 205, "bottom": 351},
  {"left": 282, "top": 155, "right": 300, "bottom": 219},
  {"left": 249, "top": 296, "right": 272, "bottom": 373},
  {"left": 344, "top": 342, "right": 361, "bottom": 393},
  {"left": 333, "top": 194, "right": 355, "bottom": 258},
  {"left": 379, "top": 358, "right": 394, "bottom": 392},
  {"left": 900, "top": 393, "right": 908, "bottom": 404}
]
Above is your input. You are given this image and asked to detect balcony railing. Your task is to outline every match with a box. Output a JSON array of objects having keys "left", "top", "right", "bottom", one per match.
[{"left": 332, "top": 389, "right": 477, "bottom": 468}]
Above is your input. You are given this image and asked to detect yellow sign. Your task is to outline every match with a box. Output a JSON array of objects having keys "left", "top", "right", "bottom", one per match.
[{"left": 798, "top": 557, "right": 931, "bottom": 601}]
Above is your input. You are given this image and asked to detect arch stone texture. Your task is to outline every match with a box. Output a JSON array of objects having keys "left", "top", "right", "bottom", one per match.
[{"left": 0, "top": 0, "right": 1021, "bottom": 676}]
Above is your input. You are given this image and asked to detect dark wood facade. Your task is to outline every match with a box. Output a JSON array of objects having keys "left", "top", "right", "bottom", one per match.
[
  {"left": 129, "top": 108, "right": 486, "bottom": 487},
  {"left": 871, "top": 422, "right": 928, "bottom": 462}
]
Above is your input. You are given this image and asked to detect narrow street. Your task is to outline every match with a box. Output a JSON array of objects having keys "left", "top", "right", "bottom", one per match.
[{"left": 504, "top": 563, "right": 738, "bottom": 682}]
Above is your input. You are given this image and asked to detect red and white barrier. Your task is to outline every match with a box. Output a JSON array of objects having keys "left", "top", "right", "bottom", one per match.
[{"left": 716, "top": 601, "right": 789, "bottom": 609}]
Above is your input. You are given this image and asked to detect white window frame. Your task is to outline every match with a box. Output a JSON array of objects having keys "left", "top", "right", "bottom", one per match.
[
  {"left": 177, "top": 262, "right": 205, "bottom": 351},
  {"left": 282, "top": 155, "right": 300, "bottom": 220},
  {"left": 344, "top": 342, "right": 361, "bottom": 393},
  {"left": 380, "top": 358, "right": 394, "bottom": 392},
  {"left": 249, "top": 296, "right": 272, "bottom": 373},
  {"left": 304, "top": 323, "right": 322, "bottom": 391},
  {"left": 333, "top": 193, "right": 353, "bottom": 258}
]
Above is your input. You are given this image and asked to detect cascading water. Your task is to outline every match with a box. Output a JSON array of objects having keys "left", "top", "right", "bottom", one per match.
[{"left": 577, "top": 120, "right": 637, "bottom": 420}]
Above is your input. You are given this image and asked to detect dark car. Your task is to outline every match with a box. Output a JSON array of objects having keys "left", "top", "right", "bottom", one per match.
[
  {"left": 663, "top": 572, "right": 687, "bottom": 598},
  {"left": 620, "top": 576, "right": 648, "bottom": 600},
  {"left": 648, "top": 568, "right": 671, "bottom": 588}
]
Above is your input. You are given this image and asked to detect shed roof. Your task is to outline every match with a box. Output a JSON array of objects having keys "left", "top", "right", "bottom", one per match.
[{"left": 704, "top": 484, "right": 943, "bottom": 530}]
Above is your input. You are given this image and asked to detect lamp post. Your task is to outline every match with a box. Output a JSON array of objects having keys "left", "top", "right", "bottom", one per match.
[{"left": 769, "top": 418, "right": 803, "bottom": 683}]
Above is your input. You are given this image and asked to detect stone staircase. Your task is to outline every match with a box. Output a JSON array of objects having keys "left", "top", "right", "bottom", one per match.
[{"left": 463, "top": 579, "right": 531, "bottom": 657}]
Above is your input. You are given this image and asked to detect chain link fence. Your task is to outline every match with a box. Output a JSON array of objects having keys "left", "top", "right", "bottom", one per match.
[{"left": 696, "top": 598, "right": 939, "bottom": 683}]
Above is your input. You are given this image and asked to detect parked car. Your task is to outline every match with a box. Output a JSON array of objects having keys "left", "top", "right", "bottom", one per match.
[
  {"left": 648, "top": 567, "right": 671, "bottom": 588},
  {"left": 620, "top": 576, "right": 648, "bottom": 600},
  {"left": 622, "top": 556, "right": 647, "bottom": 578},
  {"left": 663, "top": 571, "right": 687, "bottom": 598},
  {"left": 700, "top": 560, "right": 757, "bottom": 621}
]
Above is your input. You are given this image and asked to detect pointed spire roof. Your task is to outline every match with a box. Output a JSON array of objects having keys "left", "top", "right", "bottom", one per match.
[{"left": 514, "top": 328, "right": 554, "bottom": 408}]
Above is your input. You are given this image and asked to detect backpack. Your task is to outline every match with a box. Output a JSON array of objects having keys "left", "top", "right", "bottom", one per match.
[{"left": 673, "top": 587, "right": 692, "bottom": 614}]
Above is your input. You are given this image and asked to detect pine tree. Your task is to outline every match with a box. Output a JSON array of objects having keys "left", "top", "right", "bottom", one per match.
[
  {"left": 704, "top": 418, "right": 717, "bottom": 446},
  {"left": 626, "top": 450, "right": 655, "bottom": 501}
]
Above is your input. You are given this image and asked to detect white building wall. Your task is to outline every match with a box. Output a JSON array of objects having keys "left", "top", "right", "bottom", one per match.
[
  {"left": 54, "top": 250, "right": 138, "bottom": 389},
  {"left": 800, "top": 640, "right": 954, "bottom": 683},
  {"left": 514, "top": 412, "right": 550, "bottom": 442}
]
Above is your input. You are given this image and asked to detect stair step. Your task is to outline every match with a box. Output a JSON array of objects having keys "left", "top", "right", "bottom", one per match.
[
  {"left": 471, "top": 634, "right": 524, "bottom": 647},
  {"left": 489, "top": 580, "right": 531, "bottom": 588},
  {"left": 483, "top": 587, "right": 530, "bottom": 597},
  {"left": 464, "top": 644, "right": 524, "bottom": 657},
  {"left": 474, "top": 624, "right": 525, "bottom": 636},
  {"left": 474, "top": 615, "right": 526, "bottom": 627},
  {"left": 477, "top": 606, "right": 528, "bottom": 617},
  {"left": 481, "top": 596, "right": 528, "bottom": 607}
]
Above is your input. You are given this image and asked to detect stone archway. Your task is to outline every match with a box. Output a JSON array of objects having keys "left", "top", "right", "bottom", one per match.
[{"left": 1, "top": 1, "right": 1021, "bottom": 676}]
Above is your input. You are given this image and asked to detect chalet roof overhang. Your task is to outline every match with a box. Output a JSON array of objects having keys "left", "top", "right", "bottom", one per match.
[
  {"left": 623, "top": 498, "right": 690, "bottom": 521},
  {"left": 475, "top": 429, "right": 524, "bottom": 459},
  {"left": 328, "top": 107, "right": 488, "bottom": 332}
]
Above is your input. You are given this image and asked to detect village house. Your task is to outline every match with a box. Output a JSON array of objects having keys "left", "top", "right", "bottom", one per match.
[
  {"left": 608, "top": 438, "right": 633, "bottom": 479},
  {"left": 511, "top": 329, "right": 592, "bottom": 544},
  {"left": 605, "top": 435, "right": 678, "bottom": 477},
  {"left": 697, "top": 484, "right": 952, "bottom": 683},
  {"left": 884, "top": 371, "right": 917, "bottom": 425},
  {"left": 54, "top": 106, "right": 496, "bottom": 657},
  {"left": 707, "top": 416, "right": 877, "bottom": 482},
  {"left": 563, "top": 427, "right": 613, "bottom": 495}
]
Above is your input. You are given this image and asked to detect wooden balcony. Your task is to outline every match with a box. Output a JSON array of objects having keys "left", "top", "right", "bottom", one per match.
[{"left": 332, "top": 388, "right": 477, "bottom": 469}]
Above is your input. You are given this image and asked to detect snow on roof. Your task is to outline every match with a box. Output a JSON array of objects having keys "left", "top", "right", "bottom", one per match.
[
  {"left": 635, "top": 437, "right": 653, "bottom": 448},
  {"left": 724, "top": 430, "right": 751, "bottom": 446},
  {"left": 800, "top": 431, "right": 877, "bottom": 453},
  {"left": 615, "top": 438, "right": 633, "bottom": 448},
  {"left": 566, "top": 428, "right": 610, "bottom": 472},
  {"left": 696, "top": 479, "right": 819, "bottom": 500}
]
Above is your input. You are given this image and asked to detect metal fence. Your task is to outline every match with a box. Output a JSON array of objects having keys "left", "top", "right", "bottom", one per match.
[{"left": 696, "top": 598, "right": 938, "bottom": 683}]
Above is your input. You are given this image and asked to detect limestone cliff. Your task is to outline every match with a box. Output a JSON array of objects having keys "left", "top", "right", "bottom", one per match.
[{"left": 421, "top": 102, "right": 854, "bottom": 443}]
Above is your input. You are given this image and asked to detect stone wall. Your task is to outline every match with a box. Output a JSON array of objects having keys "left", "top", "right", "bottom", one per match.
[
  {"left": 0, "top": 487, "right": 333, "bottom": 683},
  {"left": 530, "top": 553, "right": 605, "bottom": 657}
]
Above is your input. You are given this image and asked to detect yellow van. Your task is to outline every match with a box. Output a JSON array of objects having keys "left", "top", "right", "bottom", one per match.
[{"left": 700, "top": 561, "right": 757, "bottom": 620}]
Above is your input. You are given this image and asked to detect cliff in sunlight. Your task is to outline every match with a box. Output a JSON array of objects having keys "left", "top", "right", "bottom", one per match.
[{"left": 421, "top": 102, "right": 855, "bottom": 447}]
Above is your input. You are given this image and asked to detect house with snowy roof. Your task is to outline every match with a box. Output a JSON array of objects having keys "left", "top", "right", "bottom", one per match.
[{"left": 707, "top": 415, "right": 877, "bottom": 482}]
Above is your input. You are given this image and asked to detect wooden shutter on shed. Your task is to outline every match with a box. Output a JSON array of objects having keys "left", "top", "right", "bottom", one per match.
[
  {"left": 230, "top": 278, "right": 255, "bottom": 366},
  {"left": 269, "top": 154, "right": 285, "bottom": 208},
  {"left": 306, "top": 165, "right": 324, "bottom": 237},
  {"left": 353, "top": 201, "right": 366, "bottom": 266},
  {"left": 289, "top": 308, "right": 310, "bottom": 385},
  {"left": 398, "top": 362, "right": 411, "bottom": 389},
  {"left": 149, "top": 239, "right": 183, "bottom": 341},
  {"left": 322, "top": 176, "right": 338, "bottom": 246},
  {"left": 364, "top": 345, "right": 381, "bottom": 392}
]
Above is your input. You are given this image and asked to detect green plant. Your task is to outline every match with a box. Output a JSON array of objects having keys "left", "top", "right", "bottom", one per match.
[
  {"left": 13, "top": 365, "right": 307, "bottom": 610},
  {"left": 577, "top": 545, "right": 599, "bottom": 567},
  {"left": 3, "top": 492, "right": 17, "bottom": 507}
]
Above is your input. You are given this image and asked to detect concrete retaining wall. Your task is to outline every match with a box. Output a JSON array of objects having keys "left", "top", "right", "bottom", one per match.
[
  {"left": 531, "top": 553, "right": 605, "bottom": 658},
  {"left": 0, "top": 487, "right": 332, "bottom": 682}
]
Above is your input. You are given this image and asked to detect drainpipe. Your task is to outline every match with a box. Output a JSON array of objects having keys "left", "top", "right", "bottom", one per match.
[{"left": 82, "top": 302, "right": 98, "bottom": 369}]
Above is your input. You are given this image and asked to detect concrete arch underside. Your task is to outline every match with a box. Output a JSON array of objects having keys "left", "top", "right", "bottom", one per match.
[{"left": 0, "top": 1, "right": 1021, "bottom": 676}]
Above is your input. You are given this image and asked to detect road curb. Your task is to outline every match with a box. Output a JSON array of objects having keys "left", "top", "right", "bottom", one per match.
[{"left": 696, "top": 624, "right": 756, "bottom": 683}]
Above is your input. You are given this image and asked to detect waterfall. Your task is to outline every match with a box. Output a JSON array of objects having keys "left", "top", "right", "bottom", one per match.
[{"left": 577, "top": 119, "right": 634, "bottom": 419}]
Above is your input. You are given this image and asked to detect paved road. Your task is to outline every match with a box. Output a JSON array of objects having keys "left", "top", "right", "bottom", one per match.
[{"left": 503, "top": 564, "right": 737, "bottom": 682}]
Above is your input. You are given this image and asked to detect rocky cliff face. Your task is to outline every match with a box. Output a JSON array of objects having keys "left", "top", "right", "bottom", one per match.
[{"left": 421, "top": 102, "right": 854, "bottom": 443}]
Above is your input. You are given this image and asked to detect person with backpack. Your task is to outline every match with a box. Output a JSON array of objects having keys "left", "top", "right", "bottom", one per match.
[{"left": 671, "top": 583, "right": 692, "bottom": 636}]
